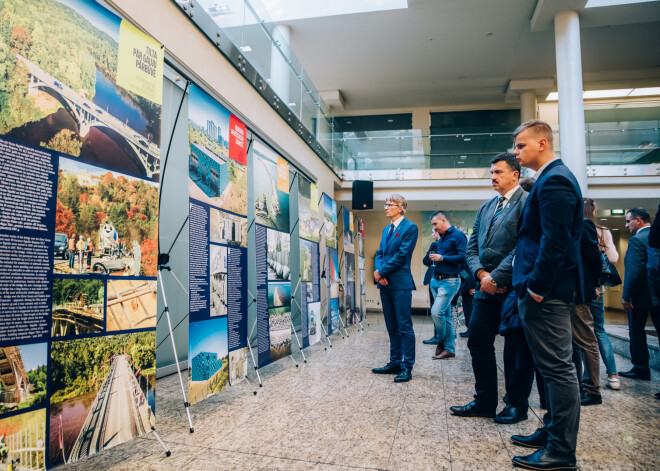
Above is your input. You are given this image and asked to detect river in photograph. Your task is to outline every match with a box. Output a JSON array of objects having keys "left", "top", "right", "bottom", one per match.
[
  {"left": 48, "top": 391, "right": 97, "bottom": 467},
  {"left": 92, "top": 70, "right": 148, "bottom": 137}
]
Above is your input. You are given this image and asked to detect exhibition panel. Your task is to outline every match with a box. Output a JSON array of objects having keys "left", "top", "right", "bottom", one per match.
[
  {"left": 322, "top": 194, "right": 340, "bottom": 335},
  {"left": 186, "top": 84, "right": 248, "bottom": 405},
  {"left": 0, "top": 0, "right": 163, "bottom": 468}
]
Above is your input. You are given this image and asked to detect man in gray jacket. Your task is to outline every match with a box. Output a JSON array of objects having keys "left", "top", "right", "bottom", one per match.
[{"left": 450, "top": 153, "right": 529, "bottom": 424}]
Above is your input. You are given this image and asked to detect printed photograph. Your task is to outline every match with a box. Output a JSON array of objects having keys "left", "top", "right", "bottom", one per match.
[
  {"left": 0, "top": 0, "right": 162, "bottom": 180},
  {"left": 268, "top": 307, "right": 292, "bottom": 363},
  {"left": 343, "top": 208, "right": 354, "bottom": 249},
  {"left": 268, "top": 282, "right": 291, "bottom": 309},
  {"left": 0, "top": 344, "right": 47, "bottom": 416},
  {"left": 322, "top": 194, "right": 337, "bottom": 248},
  {"left": 54, "top": 157, "right": 159, "bottom": 277},
  {"left": 253, "top": 143, "right": 290, "bottom": 232},
  {"left": 328, "top": 248, "right": 339, "bottom": 282},
  {"left": 345, "top": 252, "right": 355, "bottom": 282},
  {"left": 48, "top": 332, "right": 156, "bottom": 468},
  {"left": 51, "top": 278, "right": 104, "bottom": 336},
  {"left": 298, "top": 175, "right": 320, "bottom": 242},
  {"left": 188, "top": 84, "right": 247, "bottom": 215},
  {"left": 210, "top": 273, "right": 227, "bottom": 318},
  {"left": 210, "top": 207, "right": 247, "bottom": 248},
  {"left": 228, "top": 347, "right": 248, "bottom": 386},
  {"left": 267, "top": 229, "right": 291, "bottom": 281},
  {"left": 307, "top": 302, "right": 321, "bottom": 345},
  {"left": 329, "top": 297, "right": 340, "bottom": 333},
  {"left": 306, "top": 282, "right": 314, "bottom": 302},
  {"left": 0, "top": 408, "right": 46, "bottom": 470},
  {"left": 300, "top": 238, "right": 314, "bottom": 282},
  {"left": 188, "top": 317, "right": 229, "bottom": 405},
  {"left": 106, "top": 279, "right": 157, "bottom": 331}
]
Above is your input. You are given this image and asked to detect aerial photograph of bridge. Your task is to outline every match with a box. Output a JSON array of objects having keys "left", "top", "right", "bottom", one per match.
[
  {"left": 48, "top": 332, "right": 155, "bottom": 468},
  {"left": 0, "top": 0, "right": 161, "bottom": 180},
  {"left": 0, "top": 343, "right": 47, "bottom": 416}
]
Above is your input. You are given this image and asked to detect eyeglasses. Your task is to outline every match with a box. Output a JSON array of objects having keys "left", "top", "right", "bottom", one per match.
[{"left": 384, "top": 203, "right": 399, "bottom": 208}]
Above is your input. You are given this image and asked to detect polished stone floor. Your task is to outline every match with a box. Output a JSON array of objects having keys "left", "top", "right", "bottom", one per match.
[{"left": 64, "top": 313, "right": 660, "bottom": 471}]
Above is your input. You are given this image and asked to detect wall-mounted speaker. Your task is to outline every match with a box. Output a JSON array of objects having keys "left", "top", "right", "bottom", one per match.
[{"left": 352, "top": 180, "right": 373, "bottom": 210}]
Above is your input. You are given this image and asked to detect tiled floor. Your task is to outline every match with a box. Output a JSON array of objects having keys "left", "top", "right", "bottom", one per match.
[{"left": 63, "top": 314, "right": 660, "bottom": 470}]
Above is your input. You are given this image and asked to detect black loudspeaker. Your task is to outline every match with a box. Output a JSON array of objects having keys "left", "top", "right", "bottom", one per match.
[{"left": 352, "top": 180, "right": 373, "bottom": 210}]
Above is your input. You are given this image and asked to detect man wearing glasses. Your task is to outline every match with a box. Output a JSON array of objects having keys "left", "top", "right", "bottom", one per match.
[
  {"left": 373, "top": 194, "right": 418, "bottom": 382},
  {"left": 619, "top": 207, "right": 660, "bottom": 381}
]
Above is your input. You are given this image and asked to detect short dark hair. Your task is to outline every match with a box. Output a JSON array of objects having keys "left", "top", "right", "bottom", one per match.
[
  {"left": 513, "top": 120, "right": 554, "bottom": 147},
  {"left": 627, "top": 207, "right": 650, "bottom": 223},
  {"left": 431, "top": 210, "right": 448, "bottom": 223},
  {"left": 490, "top": 152, "right": 520, "bottom": 174}
]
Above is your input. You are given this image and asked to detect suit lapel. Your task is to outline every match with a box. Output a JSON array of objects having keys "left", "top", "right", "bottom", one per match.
[
  {"left": 488, "top": 188, "right": 523, "bottom": 240},
  {"left": 480, "top": 197, "right": 497, "bottom": 247},
  {"left": 386, "top": 219, "right": 405, "bottom": 251}
]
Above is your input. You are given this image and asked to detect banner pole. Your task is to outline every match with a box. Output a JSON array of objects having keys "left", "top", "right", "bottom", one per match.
[
  {"left": 158, "top": 262, "right": 194, "bottom": 433},
  {"left": 246, "top": 291, "right": 263, "bottom": 391},
  {"left": 151, "top": 426, "right": 171, "bottom": 456}
]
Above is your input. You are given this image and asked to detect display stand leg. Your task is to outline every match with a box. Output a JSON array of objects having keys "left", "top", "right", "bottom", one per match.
[
  {"left": 158, "top": 265, "right": 194, "bottom": 433},
  {"left": 151, "top": 427, "right": 171, "bottom": 457},
  {"left": 320, "top": 322, "right": 333, "bottom": 347},
  {"left": 337, "top": 312, "right": 349, "bottom": 339},
  {"left": 246, "top": 302, "right": 263, "bottom": 392},
  {"left": 290, "top": 320, "right": 307, "bottom": 364}
]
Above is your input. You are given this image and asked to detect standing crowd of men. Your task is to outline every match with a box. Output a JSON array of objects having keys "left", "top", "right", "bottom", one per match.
[{"left": 372, "top": 120, "right": 660, "bottom": 470}]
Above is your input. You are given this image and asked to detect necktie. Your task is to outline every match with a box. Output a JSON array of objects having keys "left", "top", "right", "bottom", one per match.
[
  {"left": 386, "top": 223, "right": 394, "bottom": 243},
  {"left": 492, "top": 196, "right": 506, "bottom": 224},
  {"left": 488, "top": 196, "right": 506, "bottom": 237}
]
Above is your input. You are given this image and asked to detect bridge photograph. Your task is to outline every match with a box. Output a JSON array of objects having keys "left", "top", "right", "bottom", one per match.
[
  {"left": 0, "top": 0, "right": 161, "bottom": 181},
  {"left": 51, "top": 279, "right": 104, "bottom": 338},
  {"left": 0, "top": 344, "right": 47, "bottom": 416},
  {"left": 0, "top": 408, "right": 46, "bottom": 471},
  {"left": 48, "top": 332, "right": 155, "bottom": 468}
]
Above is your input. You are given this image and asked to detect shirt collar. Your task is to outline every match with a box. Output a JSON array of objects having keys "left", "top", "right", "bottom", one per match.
[
  {"left": 391, "top": 215, "right": 405, "bottom": 229},
  {"left": 499, "top": 185, "right": 520, "bottom": 202},
  {"left": 533, "top": 157, "right": 560, "bottom": 180},
  {"left": 637, "top": 226, "right": 650, "bottom": 234}
]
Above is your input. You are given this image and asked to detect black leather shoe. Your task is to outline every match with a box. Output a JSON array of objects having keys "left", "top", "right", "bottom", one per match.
[
  {"left": 655, "top": 392, "right": 660, "bottom": 399},
  {"left": 423, "top": 337, "right": 439, "bottom": 345},
  {"left": 449, "top": 401, "right": 495, "bottom": 418},
  {"left": 580, "top": 391, "right": 602, "bottom": 406},
  {"left": 372, "top": 364, "right": 401, "bottom": 374},
  {"left": 494, "top": 404, "right": 528, "bottom": 424},
  {"left": 511, "top": 428, "right": 548, "bottom": 448},
  {"left": 512, "top": 445, "right": 576, "bottom": 470},
  {"left": 618, "top": 368, "right": 651, "bottom": 380},
  {"left": 459, "top": 331, "right": 469, "bottom": 338},
  {"left": 394, "top": 368, "right": 412, "bottom": 382}
]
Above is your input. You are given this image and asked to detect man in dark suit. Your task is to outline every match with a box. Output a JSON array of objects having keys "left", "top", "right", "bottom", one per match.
[
  {"left": 510, "top": 120, "right": 583, "bottom": 471},
  {"left": 422, "top": 229, "right": 441, "bottom": 344},
  {"left": 449, "top": 153, "right": 529, "bottom": 424},
  {"left": 373, "top": 194, "right": 419, "bottom": 383},
  {"left": 619, "top": 207, "right": 660, "bottom": 381}
]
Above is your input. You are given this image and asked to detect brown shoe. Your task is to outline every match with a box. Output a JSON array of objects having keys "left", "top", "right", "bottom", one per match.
[
  {"left": 432, "top": 350, "right": 455, "bottom": 360},
  {"left": 434, "top": 344, "right": 444, "bottom": 357}
]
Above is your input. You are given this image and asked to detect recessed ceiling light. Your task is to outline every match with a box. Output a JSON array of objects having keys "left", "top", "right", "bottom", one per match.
[
  {"left": 240, "top": 45, "right": 252, "bottom": 52},
  {"left": 346, "top": 121, "right": 352, "bottom": 124},
  {"left": 387, "top": 119, "right": 394, "bottom": 123},
  {"left": 600, "top": 218, "right": 608, "bottom": 221}
]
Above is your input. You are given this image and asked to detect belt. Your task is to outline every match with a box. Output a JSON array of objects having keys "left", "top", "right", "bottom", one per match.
[{"left": 434, "top": 274, "right": 459, "bottom": 280}]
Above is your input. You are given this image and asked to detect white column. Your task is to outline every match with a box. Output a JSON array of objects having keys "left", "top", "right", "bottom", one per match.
[
  {"left": 520, "top": 91, "right": 537, "bottom": 123},
  {"left": 270, "top": 24, "right": 292, "bottom": 105},
  {"left": 554, "top": 10, "right": 588, "bottom": 194}
]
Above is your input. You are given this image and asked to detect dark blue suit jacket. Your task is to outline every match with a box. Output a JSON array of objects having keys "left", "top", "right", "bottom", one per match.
[
  {"left": 375, "top": 217, "right": 418, "bottom": 291},
  {"left": 513, "top": 159, "right": 584, "bottom": 303},
  {"left": 623, "top": 227, "right": 660, "bottom": 307}
]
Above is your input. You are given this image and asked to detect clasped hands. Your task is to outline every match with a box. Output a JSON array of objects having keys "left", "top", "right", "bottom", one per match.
[
  {"left": 373, "top": 270, "right": 388, "bottom": 286},
  {"left": 478, "top": 272, "right": 507, "bottom": 296}
]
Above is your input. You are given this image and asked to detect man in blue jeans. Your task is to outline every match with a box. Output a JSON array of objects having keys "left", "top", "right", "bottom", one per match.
[{"left": 423, "top": 211, "right": 466, "bottom": 360}]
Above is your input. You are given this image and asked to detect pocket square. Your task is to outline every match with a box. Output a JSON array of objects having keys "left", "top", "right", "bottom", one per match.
[{"left": 395, "top": 233, "right": 400, "bottom": 237}]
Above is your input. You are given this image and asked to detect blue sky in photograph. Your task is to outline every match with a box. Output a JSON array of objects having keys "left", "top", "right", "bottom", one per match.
[
  {"left": 189, "top": 317, "right": 228, "bottom": 359},
  {"left": 19, "top": 343, "right": 48, "bottom": 371},
  {"left": 56, "top": 0, "right": 121, "bottom": 42},
  {"left": 188, "top": 84, "right": 231, "bottom": 143}
]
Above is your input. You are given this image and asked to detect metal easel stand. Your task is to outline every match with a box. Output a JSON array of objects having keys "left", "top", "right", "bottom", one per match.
[
  {"left": 158, "top": 255, "right": 194, "bottom": 433},
  {"left": 150, "top": 426, "right": 171, "bottom": 456},
  {"left": 246, "top": 289, "right": 263, "bottom": 394},
  {"left": 335, "top": 278, "right": 351, "bottom": 338},
  {"left": 319, "top": 297, "right": 333, "bottom": 348},
  {"left": 290, "top": 281, "right": 308, "bottom": 364}
]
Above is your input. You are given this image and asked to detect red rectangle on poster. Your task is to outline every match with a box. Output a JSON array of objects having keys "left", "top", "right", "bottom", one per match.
[{"left": 228, "top": 114, "right": 247, "bottom": 165}]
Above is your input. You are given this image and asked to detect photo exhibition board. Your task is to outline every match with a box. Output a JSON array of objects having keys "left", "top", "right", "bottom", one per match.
[
  {"left": 357, "top": 218, "right": 367, "bottom": 322},
  {"left": 341, "top": 207, "right": 356, "bottom": 325},
  {"left": 252, "top": 140, "right": 292, "bottom": 368},
  {"left": 322, "top": 194, "right": 339, "bottom": 335},
  {"left": 420, "top": 211, "right": 476, "bottom": 279},
  {"left": 0, "top": 0, "right": 163, "bottom": 468},
  {"left": 187, "top": 84, "right": 248, "bottom": 404},
  {"left": 297, "top": 174, "right": 321, "bottom": 348}
]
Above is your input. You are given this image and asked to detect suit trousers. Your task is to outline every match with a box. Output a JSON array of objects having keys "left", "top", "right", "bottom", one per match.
[
  {"left": 519, "top": 293, "right": 580, "bottom": 457},
  {"left": 570, "top": 303, "right": 601, "bottom": 395},
  {"left": 502, "top": 328, "right": 536, "bottom": 408},
  {"left": 627, "top": 305, "right": 660, "bottom": 374},
  {"left": 466, "top": 293, "right": 505, "bottom": 410},
  {"left": 380, "top": 288, "right": 415, "bottom": 370}
]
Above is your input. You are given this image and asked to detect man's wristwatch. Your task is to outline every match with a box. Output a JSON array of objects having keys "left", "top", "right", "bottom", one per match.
[{"left": 490, "top": 278, "right": 497, "bottom": 286}]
